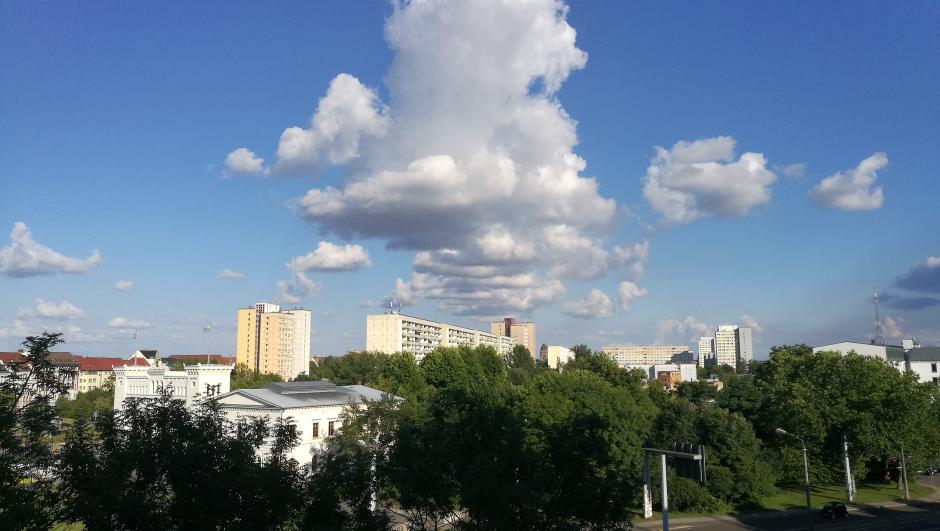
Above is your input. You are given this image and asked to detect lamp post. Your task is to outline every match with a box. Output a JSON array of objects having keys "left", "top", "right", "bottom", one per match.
[{"left": 777, "top": 428, "right": 813, "bottom": 530}]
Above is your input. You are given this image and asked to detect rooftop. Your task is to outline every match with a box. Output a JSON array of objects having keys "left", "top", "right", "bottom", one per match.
[{"left": 218, "top": 380, "right": 396, "bottom": 410}]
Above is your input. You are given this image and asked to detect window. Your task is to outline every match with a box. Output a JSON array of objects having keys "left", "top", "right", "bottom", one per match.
[
  {"left": 312, "top": 422, "right": 319, "bottom": 438},
  {"left": 328, "top": 421, "right": 335, "bottom": 436},
  {"left": 933, "top": 363, "right": 938, "bottom": 373}
]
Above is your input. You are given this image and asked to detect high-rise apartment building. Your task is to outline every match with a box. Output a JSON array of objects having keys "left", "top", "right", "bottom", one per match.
[
  {"left": 368, "top": 313, "right": 515, "bottom": 361},
  {"left": 600, "top": 344, "right": 691, "bottom": 367},
  {"left": 707, "top": 325, "right": 752, "bottom": 370},
  {"left": 490, "top": 318, "right": 537, "bottom": 357},
  {"left": 698, "top": 336, "right": 715, "bottom": 367},
  {"left": 236, "top": 303, "right": 311, "bottom": 380}
]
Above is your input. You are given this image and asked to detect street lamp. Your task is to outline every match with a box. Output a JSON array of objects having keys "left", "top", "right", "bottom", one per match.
[{"left": 777, "top": 428, "right": 813, "bottom": 530}]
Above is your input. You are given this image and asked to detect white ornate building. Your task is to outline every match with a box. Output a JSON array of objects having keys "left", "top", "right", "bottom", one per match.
[{"left": 112, "top": 362, "right": 233, "bottom": 411}]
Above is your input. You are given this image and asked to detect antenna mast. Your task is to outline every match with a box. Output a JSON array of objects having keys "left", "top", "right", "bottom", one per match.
[{"left": 872, "top": 288, "right": 884, "bottom": 345}]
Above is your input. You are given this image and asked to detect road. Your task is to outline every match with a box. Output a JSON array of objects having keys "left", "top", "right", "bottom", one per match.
[{"left": 634, "top": 478, "right": 940, "bottom": 531}]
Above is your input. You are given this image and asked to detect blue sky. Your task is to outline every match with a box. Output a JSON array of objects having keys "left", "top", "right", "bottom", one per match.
[{"left": 2, "top": 0, "right": 938, "bottom": 359}]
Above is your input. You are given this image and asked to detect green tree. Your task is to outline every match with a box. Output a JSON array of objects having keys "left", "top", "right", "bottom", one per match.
[
  {"left": 58, "top": 392, "right": 303, "bottom": 530},
  {"left": 570, "top": 344, "right": 593, "bottom": 359},
  {"left": 230, "top": 363, "right": 283, "bottom": 390},
  {"left": 56, "top": 377, "right": 114, "bottom": 422},
  {"left": 753, "top": 347, "right": 940, "bottom": 483},
  {"left": 0, "top": 332, "right": 73, "bottom": 530}
]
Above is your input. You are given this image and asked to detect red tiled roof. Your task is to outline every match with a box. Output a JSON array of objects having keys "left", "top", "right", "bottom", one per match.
[
  {"left": 166, "top": 354, "right": 235, "bottom": 365},
  {"left": 1, "top": 351, "right": 75, "bottom": 366},
  {"left": 123, "top": 357, "right": 151, "bottom": 367},
  {"left": 75, "top": 355, "right": 128, "bottom": 371},
  {"left": 0, "top": 352, "right": 26, "bottom": 364}
]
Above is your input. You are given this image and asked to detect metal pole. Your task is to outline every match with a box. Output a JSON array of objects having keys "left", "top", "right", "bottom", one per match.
[
  {"left": 843, "top": 435, "right": 854, "bottom": 502},
  {"left": 900, "top": 446, "right": 910, "bottom": 500},
  {"left": 802, "top": 445, "right": 814, "bottom": 530},
  {"left": 661, "top": 453, "right": 669, "bottom": 531}
]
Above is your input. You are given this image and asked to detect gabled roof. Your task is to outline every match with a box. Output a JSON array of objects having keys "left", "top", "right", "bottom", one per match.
[
  {"left": 75, "top": 356, "right": 126, "bottom": 371},
  {"left": 0, "top": 351, "right": 77, "bottom": 367},
  {"left": 138, "top": 350, "right": 159, "bottom": 359}
]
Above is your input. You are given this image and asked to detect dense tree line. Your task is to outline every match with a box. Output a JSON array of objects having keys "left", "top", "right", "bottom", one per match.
[{"left": 3, "top": 333, "right": 940, "bottom": 529}]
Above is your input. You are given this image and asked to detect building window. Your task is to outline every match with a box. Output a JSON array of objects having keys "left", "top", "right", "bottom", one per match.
[
  {"left": 933, "top": 363, "right": 938, "bottom": 373},
  {"left": 328, "top": 421, "right": 335, "bottom": 436},
  {"left": 312, "top": 422, "right": 319, "bottom": 438}
]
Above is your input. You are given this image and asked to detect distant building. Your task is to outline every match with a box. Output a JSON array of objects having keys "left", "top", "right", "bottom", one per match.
[
  {"left": 813, "top": 338, "right": 940, "bottom": 385},
  {"left": 367, "top": 313, "right": 515, "bottom": 361},
  {"left": 491, "top": 318, "right": 537, "bottom": 357},
  {"left": 74, "top": 355, "right": 148, "bottom": 393},
  {"left": 701, "top": 325, "right": 753, "bottom": 370},
  {"left": 128, "top": 349, "right": 161, "bottom": 366},
  {"left": 541, "top": 345, "right": 574, "bottom": 369},
  {"left": 698, "top": 336, "right": 715, "bottom": 367},
  {"left": 0, "top": 351, "right": 79, "bottom": 406},
  {"left": 165, "top": 354, "right": 236, "bottom": 366},
  {"left": 215, "top": 380, "right": 396, "bottom": 466},
  {"left": 600, "top": 344, "right": 691, "bottom": 367},
  {"left": 112, "top": 360, "right": 233, "bottom": 411},
  {"left": 236, "top": 303, "right": 311, "bottom": 380}
]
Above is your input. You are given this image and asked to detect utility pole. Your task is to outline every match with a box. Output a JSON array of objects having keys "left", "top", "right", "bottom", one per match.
[
  {"left": 900, "top": 446, "right": 910, "bottom": 500},
  {"left": 843, "top": 435, "right": 855, "bottom": 502},
  {"left": 777, "top": 428, "right": 813, "bottom": 530}
]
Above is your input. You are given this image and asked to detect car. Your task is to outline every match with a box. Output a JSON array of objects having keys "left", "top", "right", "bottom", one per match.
[
  {"left": 925, "top": 466, "right": 938, "bottom": 476},
  {"left": 820, "top": 501, "right": 849, "bottom": 519}
]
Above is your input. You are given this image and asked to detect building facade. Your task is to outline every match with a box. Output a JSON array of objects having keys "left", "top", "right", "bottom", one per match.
[
  {"left": 702, "top": 325, "right": 753, "bottom": 370},
  {"left": 215, "top": 380, "right": 394, "bottom": 466},
  {"left": 540, "top": 345, "right": 574, "bottom": 369},
  {"left": 113, "top": 361, "right": 233, "bottom": 411},
  {"left": 698, "top": 336, "right": 715, "bottom": 367},
  {"left": 367, "top": 313, "right": 515, "bottom": 361},
  {"left": 600, "top": 344, "right": 691, "bottom": 367},
  {"left": 812, "top": 339, "right": 940, "bottom": 385},
  {"left": 236, "top": 303, "right": 311, "bottom": 380},
  {"left": 490, "top": 318, "right": 537, "bottom": 357},
  {"left": 0, "top": 351, "right": 79, "bottom": 407}
]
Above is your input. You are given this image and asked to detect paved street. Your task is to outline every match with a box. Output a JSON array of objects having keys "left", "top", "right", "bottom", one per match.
[{"left": 634, "top": 478, "right": 940, "bottom": 531}]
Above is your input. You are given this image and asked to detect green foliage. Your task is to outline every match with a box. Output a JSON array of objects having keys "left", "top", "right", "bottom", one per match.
[
  {"left": 56, "top": 380, "right": 114, "bottom": 422},
  {"left": 648, "top": 398, "right": 775, "bottom": 506},
  {"left": 650, "top": 471, "right": 728, "bottom": 514},
  {"left": 676, "top": 380, "right": 719, "bottom": 404},
  {"left": 0, "top": 332, "right": 72, "bottom": 530},
  {"left": 230, "top": 363, "right": 283, "bottom": 390},
  {"left": 58, "top": 392, "right": 304, "bottom": 530},
  {"left": 753, "top": 346, "right": 940, "bottom": 483},
  {"left": 569, "top": 344, "right": 593, "bottom": 359}
]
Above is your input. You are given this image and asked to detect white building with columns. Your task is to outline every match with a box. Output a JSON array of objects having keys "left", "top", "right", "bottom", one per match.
[{"left": 112, "top": 362, "right": 233, "bottom": 411}]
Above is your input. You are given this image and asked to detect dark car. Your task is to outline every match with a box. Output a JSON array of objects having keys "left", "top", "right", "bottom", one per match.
[
  {"left": 820, "top": 501, "right": 849, "bottom": 519},
  {"left": 926, "top": 466, "right": 938, "bottom": 476}
]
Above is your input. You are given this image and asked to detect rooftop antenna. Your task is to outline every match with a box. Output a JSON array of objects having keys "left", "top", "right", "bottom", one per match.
[
  {"left": 872, "top": 288, "right": 884, "bottom": 345},
  {"left": 397, "top": 301, "right": 402, "bottom": 315},
  {"left": 203, "top": 324, "right": 212, "bottom": 364}
]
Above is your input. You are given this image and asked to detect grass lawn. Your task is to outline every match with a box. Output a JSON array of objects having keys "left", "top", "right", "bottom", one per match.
[
  {"left": 632, "top": 481, "right": 934, "bottom": 522},
  {"left": 52, "top": 524, "right": 84, "bottom": 531},
  {"left": 761, "top": 481, "right": 932, "bottom": 510}
]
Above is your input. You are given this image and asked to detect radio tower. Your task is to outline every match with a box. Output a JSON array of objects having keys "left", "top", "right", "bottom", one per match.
[{"left": 872, "top": 288, "right": 885, "bottom": 345}]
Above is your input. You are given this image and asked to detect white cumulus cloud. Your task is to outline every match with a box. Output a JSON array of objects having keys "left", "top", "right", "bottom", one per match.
[
  {"left": 288, "top": 241, "right": 372, "bottom": 272},
  {"left": 0, "top": 222, "right": 101, "bottom": 277},
  {"left": 219, "top": 268, "right": 245, "bottom": 279},
  {"left": 617, "top": 281, "right": 648, "bottom": 310},
  {"left": 656, "top": 316, "right": 710, "bottom": 343},
  {"left": 108, "top": 317, "right": 156, "bottom": 329},
  {"left": 275, "top": 272, "right": 319, "bottom": 304},
  {"left": 17, "top": 299, "right": 86, "bottom": 320},
  {"left": 809, "top": 152, "right": 887, "bottom": 210},
  {"left": 113, "top": 280, "right": 134, "bottom": 291},
  {"left": 562, "top": 288, "right": 614, "bottom": 319},
  {"left": 274, "top": 73, "right": 390, "bottom": 175},
  {"left": 224, "top": 147, "right": 267, "bottom": 176},
  {"left": 739, "top": 314, "right": 763, "bottom": 334},
  {"left": 643, "top": 136, "right": 777, "bottom": 225}
]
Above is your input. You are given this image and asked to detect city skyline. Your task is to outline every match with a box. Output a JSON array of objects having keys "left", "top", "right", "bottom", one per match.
[{"left": 2, "top": 1, "right": 939, "bottom": 358}]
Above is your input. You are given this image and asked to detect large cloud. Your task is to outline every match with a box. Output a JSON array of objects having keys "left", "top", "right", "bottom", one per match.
[
  {"left": 617, "top": 281, "right": 648, "bottom": 310},
  {"left": 288, "top": 241, "right": 372, "bottom": 272},
  {"left": 17, "top": 299, "right": 86, "bottom": 321},
  {"left": 0, "top": 222, "right": 101, "bottom": 277},
  {"left": 895, "top": 256, "right": 940, "bottom": 293},
  {"left": 809, "top": 153, "right": 886, "bottom": 210},
  {"left": 562, "top": 289, "right": 614, "bottom": 319},
  {"left": 231, "top": 0, "right": 635, "bottom": 315},
  {"left": 643, "top": 136, "right": 777, "bottom": 225},
  {"left": 275, "top": 272, "right": 319, "bottom": 305},
  {"left": 656, "top": 316, "right": 710, "bottom": 343}
]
